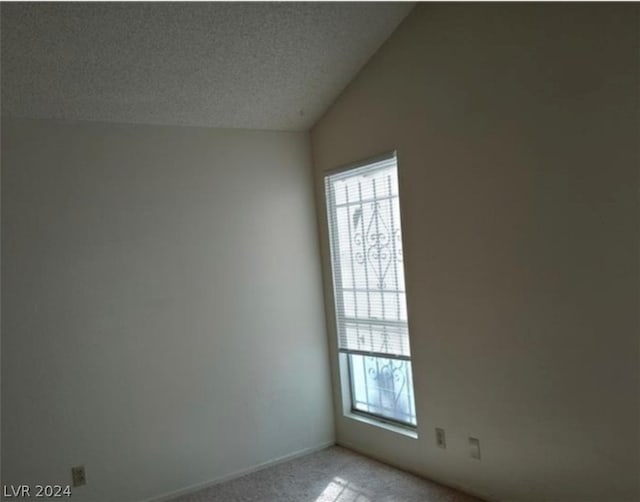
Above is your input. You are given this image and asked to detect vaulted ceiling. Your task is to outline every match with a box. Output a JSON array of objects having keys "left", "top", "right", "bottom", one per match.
[{"left": 1, "top": 2, "right": 413, "bottom": 131}]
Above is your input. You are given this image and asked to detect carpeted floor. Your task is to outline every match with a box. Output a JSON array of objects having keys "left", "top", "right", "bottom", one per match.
[{"left": 169, "top": 445, "right": 485, "bottom": 502}]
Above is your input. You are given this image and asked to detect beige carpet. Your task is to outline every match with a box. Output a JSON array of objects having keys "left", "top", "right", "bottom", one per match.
[{"left": 169, "top": 445, "right": 485, "bottom": 502}]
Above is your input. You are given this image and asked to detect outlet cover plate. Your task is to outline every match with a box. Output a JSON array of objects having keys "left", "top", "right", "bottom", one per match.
[
  {"left": 71, "top": 466, "right": 86, "bottom": 487},
  {"left": 469, "top": 437, "right": 481, "bottom": 460}
]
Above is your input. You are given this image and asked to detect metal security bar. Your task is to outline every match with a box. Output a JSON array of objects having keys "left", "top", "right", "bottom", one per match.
[
  {"left": 325, "top": 153, "right": 416, "bottom": 427},
  {"left": 348, "top": 354, "right": 416, "bottom": 426}
]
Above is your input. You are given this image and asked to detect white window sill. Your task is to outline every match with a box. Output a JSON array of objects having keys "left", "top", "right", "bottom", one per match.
[{"left": 344, "top": 412, "right": 418, "bottom": 439}]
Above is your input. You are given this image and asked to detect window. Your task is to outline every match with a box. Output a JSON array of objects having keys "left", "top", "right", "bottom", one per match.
[{"left": 325, "top": 152, "right": 417, "bottom": 428}]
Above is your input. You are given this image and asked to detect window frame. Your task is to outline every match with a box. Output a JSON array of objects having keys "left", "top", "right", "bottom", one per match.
[{"left": 323, "top": 151, "right": 417, "bottom": 431}]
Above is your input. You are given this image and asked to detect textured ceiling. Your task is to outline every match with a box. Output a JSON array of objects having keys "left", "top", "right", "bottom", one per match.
[{"left": 1, "top": 2, "right": 413, "bottom": 131}]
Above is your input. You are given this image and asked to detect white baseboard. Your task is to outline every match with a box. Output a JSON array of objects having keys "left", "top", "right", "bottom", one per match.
[{"left": 142, "top": 441, "right": 336, "bottom": 502}]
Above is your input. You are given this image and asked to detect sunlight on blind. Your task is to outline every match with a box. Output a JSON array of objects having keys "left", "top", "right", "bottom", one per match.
[{"left": 325, "top": 154, "right": 411, "bottom": 359}]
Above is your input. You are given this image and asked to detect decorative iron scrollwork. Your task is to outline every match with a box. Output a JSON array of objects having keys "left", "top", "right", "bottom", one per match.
[
  {"left": 352, "top": 202, "right": 402, "bottom": 290},
  {"left": 366, "top": 357, "right": 410, "bottom": 418}
]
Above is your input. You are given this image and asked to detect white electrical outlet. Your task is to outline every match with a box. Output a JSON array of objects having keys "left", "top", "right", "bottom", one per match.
[
  {"left": 469, "top": 437, "right": 481, "bottom": 459},
  {"left": 435, "top": 428, "right": 446, "bottom": 449}
]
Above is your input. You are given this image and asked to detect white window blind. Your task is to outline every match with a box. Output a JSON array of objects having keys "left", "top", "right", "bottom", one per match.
[{"left": 325, "top": 153, "right": 411, "bottom": 360}]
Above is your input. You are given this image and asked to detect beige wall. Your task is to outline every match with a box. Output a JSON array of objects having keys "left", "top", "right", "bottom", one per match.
[
  {"left": 311, "top": 4, "right": 639, "bottom": 501},
  {"left": 1, "top": 118, "right": 334, "bottom": 501}
]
